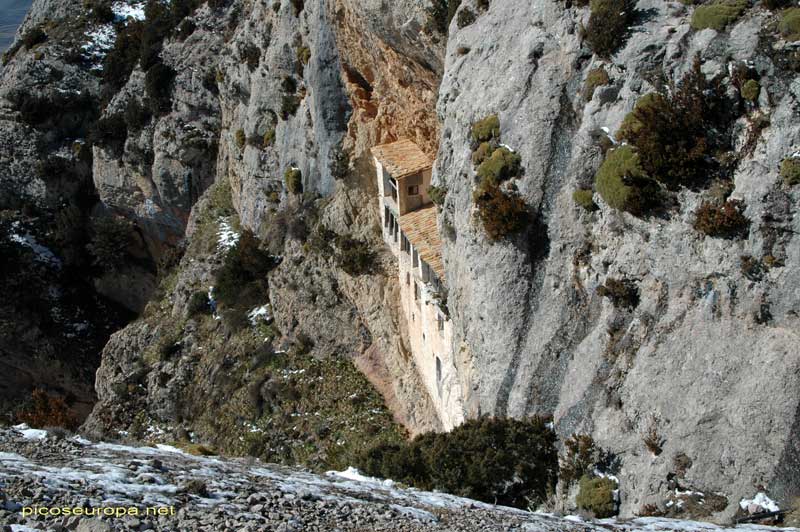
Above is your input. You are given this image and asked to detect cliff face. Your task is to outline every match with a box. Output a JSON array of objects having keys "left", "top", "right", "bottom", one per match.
[
  {"left": 3, "top": 0, "right": 800, "bottom": 522},
  {"left": 435, "top": 0, "right": 800, "bottom": 518},
  {"left": 77, "top": 0, "right": 447, "bottom": 445}
]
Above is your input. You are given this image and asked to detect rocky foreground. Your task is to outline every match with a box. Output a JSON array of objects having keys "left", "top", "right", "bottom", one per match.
[{"left": 0, "top": 427, "right": 796, "bottom": 532}]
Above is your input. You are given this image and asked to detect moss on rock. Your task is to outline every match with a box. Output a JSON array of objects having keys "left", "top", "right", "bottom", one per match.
[
  {"left": 780, "top": 157, "right": 800, "bottom": 186},
  {"left": 779, "top": 8, "right": 800, "bottom": 41},
  {"left": 740, "top": 79, "right": 760, "bottom": 101},
  {"left": 284, "top": 167, "right": 302, "bottom": 194},
  {"left": 476, "top": 146, "right": 522, "bottom": 184},
  {"left": 690, "top": 0, "right": 748, "bottom": 31},
  {"left": 576, "top": 475, "right": 617, "bottom": 518},
  {"left": 595, "top": 145, "right": 655, "bottom": 214},
  {"left": 583, "top": 67, "right": 610, "bottom": 100},
  {"left": 573, "top": 189, "right": 596, "bottom": 211},
  {"left": 471, "top": 114, "right": 500, "bottom": 143}
]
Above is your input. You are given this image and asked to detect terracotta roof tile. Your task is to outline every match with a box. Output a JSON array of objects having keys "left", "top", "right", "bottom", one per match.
[
  {"left": 398, "top": 204, "right": 444, "bottom": 280},
  {"left": 370, "top": 139, "right": 432, "bottom": 179}
]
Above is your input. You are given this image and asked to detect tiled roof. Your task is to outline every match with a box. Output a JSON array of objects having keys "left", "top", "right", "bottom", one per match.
[
  {"left": 398, "top": 204, "right": 444, "bottom": 279},
  {"left": 370, "top": 139, "right": 432, "bottom": 179}
]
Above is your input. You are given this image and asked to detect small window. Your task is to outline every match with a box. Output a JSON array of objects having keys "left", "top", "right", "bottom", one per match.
[
  {"left": 406, "top": 272, "right": 410, "bottom": 285},
  {"left": 408, "top": 185, "right": 419, "bottom": 196},
  {"left": 414, "top": 282, "right": 420, "bottom": 302},
  {"left": 401, "top": 234, "right": 411, "bottom": 254},
  {"left": 437, "top": 313, "right": 444, "bottom": 332}
]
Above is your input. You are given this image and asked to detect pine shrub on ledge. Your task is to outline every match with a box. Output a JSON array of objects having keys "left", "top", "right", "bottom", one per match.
[{"left": 357, "top": 416, "right": 558, "bottom": 509}]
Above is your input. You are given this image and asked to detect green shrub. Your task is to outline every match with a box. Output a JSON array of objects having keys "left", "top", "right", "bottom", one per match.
[
  {"left": 779, "top": 8, "right": 800, "bottom": 41},
  {"left": 560, "top": 434, "right": 597, "bottom": 486},
  {"left": 472, "top": 141, "right": 494, "bottom": 165},
  {"left": 102, "top": 20, "right": 144, "bottom": 93},
  {"left": 281, "top": 94, "right": 301, "bottom": 119},
  {"left": 357, "top": 417, "right": 558, "bottom": 509},
  {"left": 284, "top": 167, "right": 303, "bottom": 194},
  {"left": 214, "top": 230, "right": 274, "bottom": 308},
  {"left": 617, "top": 92, "right": 670, "bottom": 141},
  {"left": 87, "top": 215, "right": 133, "bottom": 272},
  {"left": 690, "top": 0, "right": 748, "bottom": 31},
  {"left": 144, "top": 62, "right": 176, "bottom": 114},
  {"left": 457, "top": 7, "right": 476, "bottom": 27},
  {"left": 124, "top": 99, "right": 152, "bottom": 131},
  {"left": 573, "top": 189, "right": 596, "bottom": 211},
  {"left": 296, "top": 45, "right": 311, "bottom": 65},
  {"left": 595, "top": 145, "right": 656, "bottom": 214},
  {"left": 471, "top": 114, "right": 500, "bottom": 144},
  {"left": 597, "top": 278, "right": 639, "bottom": 308},
  {"left": 21, "top": 27, "right": 47, "bottom": 49},
  {"left": 616, "top": 60, "right": 719, "bottom": 189},
  {"left": 187, "top": 290, "right": 211, "bottom": 316},
  {"left": 85, "top": 0, "right": 115, "bottom": 23},
  {"left": 241, "top": 43, "right": 260, "bottom": 71},
  {"left": 330, "top": 149, "right": 350, "bottom": 180},
  {"left": 780, "top": 157, "right": 800, "bottom": 186},
  {"left": 477, "top": 0, "right": 491, "bottom": 9},
  {"left": 583, "top": 67, "right": 610, "bottom": 100},
  {"left": 176, "top": 18, "right": 196, "bottom": 40},
  {"left": 577, "top": 475, "right": 617, "bottom": 518},
  {"left": 235, "top": 129, "right": 246, "bottom": 150},
  {"left": 334, "top": 235, "right": 376, "bottom": 275},
  {"left": 291, "top": 0, "right": 304, "bottom": 15},
  {"left": 473, "top": 181, "right": 528, "bottom": 241},
  {"left": 693, "top": 200, "right": 749, "bottom": 238},
  {"left": 585, "top": 0, "right": 634, "bottom": 58},
  {"left": 102, "top": 0, "right": 200, "bottom": 95},
  {"left": 476, "top": 147, "right": 522, "bottom": 184},
  {"left": 263, "top": 127, "right": 276, "bottom": 147},
  {"left": 740, "top": 79, "right": 760, "bottom": 101},
  {"left": 428, "top": 185, "right": 448, "bottom": 206},
  {"left": 90, "top": 113, "right": 128, "bottom": 150},
  {"left": 10, "top": 90, "right": 98, "bottom": 134}
]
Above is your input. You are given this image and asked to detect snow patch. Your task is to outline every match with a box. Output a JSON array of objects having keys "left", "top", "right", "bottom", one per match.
[
  {"left": 81, "top": 24, "right": 116, "bottom": 70},
  {"left": 8, "top": 222, "right": 62, "bottom": 269},
  {"left": 327, "top": 467, "right": 396, "bottom": 488},
  {"left": 217, "top": 218, "right": 240, "bottom": 252},
  {"left": 0, "top": 452, "right": 29, "bottom": 462},
  {"left": 739, "top": 492, "right": 780, "bottom": 513},
  {"left": 71, "top": 435, "right": 92, "bottom": 446},
  {"left": 600, "top": 126, "right": 618, "bottom": 145},
  {"left": 499, "top": 142, "right": 516, "bottom": 152},
  {"left": 247, "top": 304, "right": 272, "bottom": 325},
  {"left": 112, "top": 1, "right": 146, "bottom": 21},
  {"left": 12, "top": 424, "right": 47, "bottom": 441}
]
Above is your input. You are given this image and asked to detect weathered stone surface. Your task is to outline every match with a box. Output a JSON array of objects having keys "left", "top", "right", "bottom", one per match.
[
  {"left": 434, "top": 0, "right": 800, "bottom": 519},
  {"left": 3, "top": 0, "right": 800, "bottom": 523}
]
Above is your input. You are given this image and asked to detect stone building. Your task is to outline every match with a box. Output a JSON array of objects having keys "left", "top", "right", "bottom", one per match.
[{"left": 370, "top": 140, "right": 464, "bottom": 430}]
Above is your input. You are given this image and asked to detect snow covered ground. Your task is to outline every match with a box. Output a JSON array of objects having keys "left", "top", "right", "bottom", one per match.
[
  {"left": 0, "top": 427, "right": 797, "bottom": 531},
  {"left": 216, "top": 217, "right": 239, "bottom": 252},
  {"left": 80, "top": 1, "right": 146, "bottom": 69}
]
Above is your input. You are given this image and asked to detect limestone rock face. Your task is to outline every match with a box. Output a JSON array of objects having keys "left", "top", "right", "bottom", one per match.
[
  {"left": 79, "top": 0, "right": 446, "bottom": 441},
  {"left": 435, "top": 0, "right": 800, "bottom": 518},
  {"left": 3, "top": 0, "right": 800, "bottom": 521}
]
